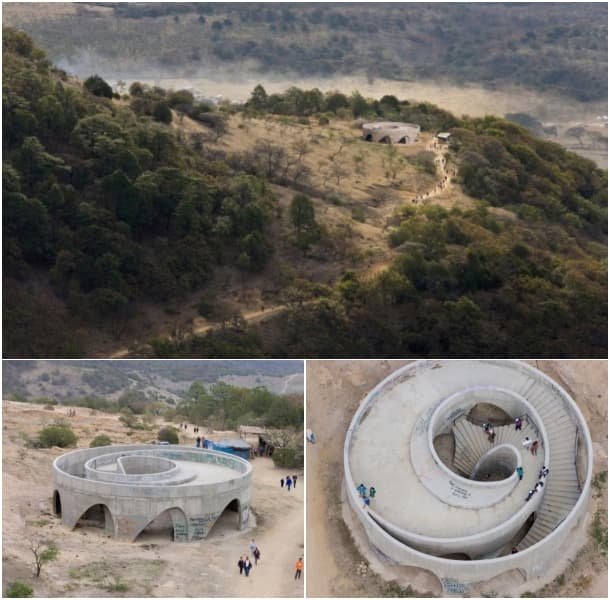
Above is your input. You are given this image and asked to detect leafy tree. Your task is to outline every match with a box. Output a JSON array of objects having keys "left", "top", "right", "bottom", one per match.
[
  {"left": 152, "top": 100, "right": 172, "bottom": 123},
  {"left": 84, "top": 75, "right": 113, "bottom": 98},
  {"left": 28, "top": 538, "right": 58, "bottom": 577},
  {"left": 289, "top": 193, "right": 316, "bottom": 234},
  {"left": 247, "top": 84, "right": 268, "bottom": 111}
]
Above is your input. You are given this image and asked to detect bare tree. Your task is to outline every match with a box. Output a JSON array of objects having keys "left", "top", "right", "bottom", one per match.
[{"left": 28, "top": 537, "right": 58, "bottom": 577}]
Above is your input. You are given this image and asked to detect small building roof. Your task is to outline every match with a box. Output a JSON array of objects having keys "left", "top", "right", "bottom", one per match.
[{"left": 437, "top": 132, "right": 452, "bottom": 140}]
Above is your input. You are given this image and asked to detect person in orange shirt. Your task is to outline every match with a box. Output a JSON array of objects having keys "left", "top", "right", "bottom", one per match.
[{"left": 295, "top": 557, "right": 303, "bottom": 579}]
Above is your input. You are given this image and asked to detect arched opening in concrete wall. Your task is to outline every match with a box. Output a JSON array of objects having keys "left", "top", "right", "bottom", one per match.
[
  {"left": 53, "top": 490, "right": 62, "bottom": 517},
  {"left": 379, "top": 136, "right": 391, "bottom": 144},
  {"left": 75, "top": 503, "right": 114, "bottom": 536},
  {"left": 135, "top": 507, "right": 188, "bottom": 543},
  {"left": 398, "top": 136, "right": 409, "bottom": 144},
  {"left": 206, "top": 499, "right": 241, "bottom": 540},
  {"left": 474, "top": 567, "right": 527, "bottom": 596},
  {"left": 467, "top": 403, "right": 513, "bottom": 426},
  {"left": 440, "top": 552, "right": 471, "bottom": 560},
  {"left": 365, "top": 133, "right": 373, "bottom": 142},
  {"left": 394, "top": 566, "right": 443, "bottom": 597}
]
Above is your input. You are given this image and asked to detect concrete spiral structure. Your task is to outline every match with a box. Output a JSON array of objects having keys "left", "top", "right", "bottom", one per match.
[
  {"left": 344, "top": 360, "right": 592, "bottom": 595},
  {"left": 53, "top": 445, "right": 252, "bottom": 542},
  {"left": 362, "top": 121, "right": 421, "bottom": 144}
]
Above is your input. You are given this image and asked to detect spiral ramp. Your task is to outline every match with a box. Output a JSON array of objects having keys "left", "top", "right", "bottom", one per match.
[{"left": 344, "top": 360, "right": 592, "bottom": 594}]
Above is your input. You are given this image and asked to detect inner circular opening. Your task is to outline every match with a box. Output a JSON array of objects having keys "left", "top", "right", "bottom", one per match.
[{"left": 471, "top": 446, "right": 519, "bottom": 481}]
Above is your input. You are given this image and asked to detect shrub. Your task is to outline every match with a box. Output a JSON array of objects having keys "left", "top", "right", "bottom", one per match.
[
  {"left": 271, "top": 446, "right": 304, "bottom": 469},
  {"left": 158, "top": 427, "right": 179, "bottom": 444},
  {"left": 84, "top": 75, "right": 113, "bottom": 98},
  {"left": 89, "top": 434, "right": 112, "bottom": 448},
  {"left": 318, "top": 115, "right": 330, "bottom": 126},
  {"left": 5, "top": 582, "right": 34, "bottom": 598},
  {"left": 38, "top": 423, "right": 77, "bottom": 448}
]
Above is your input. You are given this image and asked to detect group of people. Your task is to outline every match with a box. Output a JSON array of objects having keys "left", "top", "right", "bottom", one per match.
[
  {"left": 356, "top": 483, "right": 377, "bottom": 507},
  {"left": 525, "top": 465, "right": 550, "bottom": 501},
  {"left": 280, "top": 475, "right": 298, "bottom": 491},
  {"left": 237, "top": 540, "right": 262, "bottom": 577},
  {"left": 522, "top": 436, "right": 539, "bottom": 455},
  {"left": 195, "top": 436, "right": 210, "bottom": 449},
  {"left": 237, "top": 543, "right": 302, "bottom": 581}
]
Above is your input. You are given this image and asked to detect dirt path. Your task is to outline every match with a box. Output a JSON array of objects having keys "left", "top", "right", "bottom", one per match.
[
  {"left": 232, "top": 472, "right": 304, "bottom": 597},
  {"left": 107, "top": 304, "right": 288, "bottom": 358}
]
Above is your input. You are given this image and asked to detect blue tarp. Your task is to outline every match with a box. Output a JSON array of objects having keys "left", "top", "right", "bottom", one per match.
[{"left": 210, "top": 440, "right": 251, "bottom": 461}]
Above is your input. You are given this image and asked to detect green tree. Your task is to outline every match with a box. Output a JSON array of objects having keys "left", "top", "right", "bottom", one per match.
[
  {"left": 248, "top": 84, "right": 268, "bottom": 111},
  {"left": 289, "top": 193, "right": 316, "bottom": 234},
  {"left": 152, "top": 100, "right": 173, "bottom": 124},
  {"left": 28, "top": 538, "right": 58, "bottom": 577},
  {"left": 84, "top": 75, "right": 113, "bottom": 98}
]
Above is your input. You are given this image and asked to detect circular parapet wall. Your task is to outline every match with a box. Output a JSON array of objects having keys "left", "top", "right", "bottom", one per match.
[
  {"left": 53, "top": 445, "right": 252, "bottom": 542},
  {"left": 344, "top": 360, "right": 592, "bottom": 594}
]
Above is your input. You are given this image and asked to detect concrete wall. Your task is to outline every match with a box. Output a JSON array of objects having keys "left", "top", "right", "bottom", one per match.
[
  {"left": 54, "top": 445, "right": 252, "bottom": 542},
  {"left": 344, "top": 360, "right": 593, "bottom": 593}
]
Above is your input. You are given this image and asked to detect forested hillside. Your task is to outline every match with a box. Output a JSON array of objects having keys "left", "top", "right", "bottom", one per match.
[
  {"left": 3, "top": 3, "right": 607, "bottom": 101},
  {"left": 3, "top": 29, "right": 276, "bottom": 356},
  {"left": 3, "top": 31, "right": 607, "bottom": 358}
]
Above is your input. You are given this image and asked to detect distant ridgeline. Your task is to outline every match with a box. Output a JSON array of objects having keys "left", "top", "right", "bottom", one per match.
[
  {"left": 3, "top": 3, "right": 607, "bottom": 101},
  {"left": 3, "top": 30, "right": 607, "bottom": 358}
]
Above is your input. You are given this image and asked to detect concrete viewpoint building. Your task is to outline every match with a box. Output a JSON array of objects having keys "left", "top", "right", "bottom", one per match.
[
  {"left": 53, "top": 445, "right": 252, "bottom": 542},
  {"left": 344, "top": 360, "right": 593, "bottom": 595},
  {"left": 362, "top": 121, "right": 420, "bottom": 144}
]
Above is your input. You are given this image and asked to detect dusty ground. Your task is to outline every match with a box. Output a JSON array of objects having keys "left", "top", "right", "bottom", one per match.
[
  {"left": 2, "top": 402, "right": 304, "bottom": 597},
  {"left": 306, "top": 360, "right": 608, "bottom": 598}
]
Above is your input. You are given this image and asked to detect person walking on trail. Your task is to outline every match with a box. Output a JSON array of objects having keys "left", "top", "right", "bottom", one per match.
[
  {"left": 238, "top": 556, "right": 244, "bottom": 575},
  {"left": 293, "top": 474, "right": 298, "bottom": 488},
  {"left": 515, "top": 417, "right": 523, "bottom": 431},
  {"left": 196, "top": 436, "right": 201, "bottom": 448},
  {"left": 530, "top": 440, "right": 539, "bottom": 456},
  {"left": 516, "top": 466, "right": 523, "bottom": 481},
  {"left": 369, "top": 486, "right": 376, "bottom": 499},
  {"left": 249, "top": 539, "right": 256, "bottom": 554},
  {"left": 522, "top": 436, "right": 533, "bottom": 450},
  {"left": 244, "top": 557, "right": 252, "bottom": 577},
  {"left": 363, "top": 496, "right": 371, "bottom": 508},
  {"left": 280, "top": 478, "right": 285, "bottom": 488},
  {"left": 286, "top": 476, "right": 293, "bottom": 491},
  {"left": 295, "top": 558, "right": 303, "bottom": 579},
  {"left": 253, "top": 547, "right": 261, "bottom": 565},
  {"left": 357, "top": 483, "right": 367, "bottom": 498}
]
